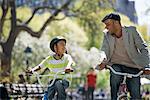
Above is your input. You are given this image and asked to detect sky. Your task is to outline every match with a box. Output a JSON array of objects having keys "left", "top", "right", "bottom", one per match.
[{"left": 132, "top": 0, "right": 150, "bottom": 25}]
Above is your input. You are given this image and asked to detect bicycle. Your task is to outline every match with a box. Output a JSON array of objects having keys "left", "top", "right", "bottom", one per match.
[
  {"left": 26, "top": 67, "right": 73, "bottom": 100},
  {"left": 107, "top": 66, "right": 144, "bottom": 100}
]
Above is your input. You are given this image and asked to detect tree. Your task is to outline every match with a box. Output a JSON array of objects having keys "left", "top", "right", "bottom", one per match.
[
  {"left": 0, "top": 0, "right": 72, "bottom": 79},
  {"left": 72, "top": 0, "right": 114, "bottom": 49},
  {"left": 0, "top": 0, "right": 114, "bottom": 81}
]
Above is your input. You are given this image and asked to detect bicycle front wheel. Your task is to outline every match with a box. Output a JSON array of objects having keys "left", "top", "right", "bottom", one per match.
[{"left": 118, "top": 94, "right": 128, "bottom": 100}]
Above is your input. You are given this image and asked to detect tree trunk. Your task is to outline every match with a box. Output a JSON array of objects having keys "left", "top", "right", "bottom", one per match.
[
  {"left": 0, "top": 47, "right": 12, "bottom": 82},
  {"left": 1, "top": 52, "right": 11, "bottom": 77},
  {"left": 1, "top": 32, "right": 15, "bottom": 81},
  {"left": 0, "top": 0, "right": 71, "bottom": 82}
]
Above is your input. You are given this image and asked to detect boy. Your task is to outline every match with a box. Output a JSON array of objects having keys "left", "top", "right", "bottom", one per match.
[{"left": 28, "top": 36, "right": 75, "bottom": 100}]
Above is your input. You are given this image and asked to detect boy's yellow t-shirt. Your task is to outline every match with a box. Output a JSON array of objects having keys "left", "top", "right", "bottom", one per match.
[{"left": 38, "top": 53, "right": 75, "bottom": 80}]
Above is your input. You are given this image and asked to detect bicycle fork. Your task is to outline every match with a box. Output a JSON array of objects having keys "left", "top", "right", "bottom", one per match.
[{"left": 117, "top": 76, "right": 128, "bottom": 99}]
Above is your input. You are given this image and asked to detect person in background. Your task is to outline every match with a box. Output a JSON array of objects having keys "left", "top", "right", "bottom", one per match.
[
  {"left": 0, "top": 83, "right": 9, "bottom": 100},
  {"left": 96, "top": 13, "right": 150, "bottom": 100},
  {"left": 86, "top": 67, "right": 97, "bottom": 100},
  {"left": 18, "top": 74, "right": 26, "bottom": 83}
]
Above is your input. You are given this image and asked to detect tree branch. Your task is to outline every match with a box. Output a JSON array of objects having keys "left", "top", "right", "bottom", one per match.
[
  {"left": 6, "top": 0, "right": 17, "bottom": 48},
  {"left": 40, "top": 0, "right": 71, "bottom": 32},
  {"left": 53, "top": 16, "right": 66, "bottom": 21},
  {"left": 17, "top": 25, "right": 42, "bottom": 38},
  {"left": 0, "top": 0, "right": 9, "bottom": 40},
  {"left": 70, "top": 0, "right": 86, "bottom": 13},
  {"left": 17, "top": 0, "right": 71, "bottom": 39},
  {"left": 24, "top": 6, "right": 57, "bottom": 25}
]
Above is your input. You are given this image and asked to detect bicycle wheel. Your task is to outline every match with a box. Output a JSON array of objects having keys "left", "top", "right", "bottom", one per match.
[{"left": 118, "top": 94, "right": 128, "bottom": 100}]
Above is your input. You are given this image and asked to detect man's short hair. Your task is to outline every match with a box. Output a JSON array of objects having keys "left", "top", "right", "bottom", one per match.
[{"left": 102, "top": 13, "right": 121, "bottom": 22}]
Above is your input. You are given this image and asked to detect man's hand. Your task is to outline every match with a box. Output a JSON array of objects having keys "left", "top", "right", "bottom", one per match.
[{"left": 96, "top": 63, "right": 106, "bottom": 70}]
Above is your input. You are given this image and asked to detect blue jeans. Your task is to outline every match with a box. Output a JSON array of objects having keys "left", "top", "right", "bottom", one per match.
[
  {"left": 110, "top": 64, "right": 141, "bottom": 100},
  {"left": 47, "top": 79, "right": 69, "bottom": 100}
]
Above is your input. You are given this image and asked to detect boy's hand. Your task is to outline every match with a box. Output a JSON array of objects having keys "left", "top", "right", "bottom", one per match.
[
  {"left": 25, "top": 69, "right": 33, "bottom": 75},
  {"left": 65, "top": 68, "right": 74, "bottom": 73}
]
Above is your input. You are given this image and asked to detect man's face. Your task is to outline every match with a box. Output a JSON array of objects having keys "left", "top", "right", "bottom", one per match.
[
  {"left": 103, "top": 19, "right": 116, "bottom": 36},
  {"left": 54, "top": 40, "right": 66, "bottom": 54}
]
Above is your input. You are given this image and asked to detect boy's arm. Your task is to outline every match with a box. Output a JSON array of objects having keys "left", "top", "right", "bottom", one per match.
[
  {"left": 26, "top": 65, "right": 41, "bottom": 74},
  {"left": 28, "top": 56, "right": 49, "bottom": 73},
  {"left": 65, "top": 55, "right": 75, "bottom": 72}
]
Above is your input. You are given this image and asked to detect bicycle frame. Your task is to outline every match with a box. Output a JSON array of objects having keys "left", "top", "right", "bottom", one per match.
[
  {"left": 107, "top": 66, "right": 143, "bottom": 100},
  {"left": 29, "top": 69, "right": 73, "bottom": 100}
]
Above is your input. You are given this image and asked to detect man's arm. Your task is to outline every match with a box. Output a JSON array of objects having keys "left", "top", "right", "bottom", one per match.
[
  {"left": 100, "top": 33, "right": 110, "bottom": 64},
  {"left": 96, "top": 33, "right": 109, "bottom": 70},
  {"left": 131, "top": 27, "right": 150, "bottom": 67}
]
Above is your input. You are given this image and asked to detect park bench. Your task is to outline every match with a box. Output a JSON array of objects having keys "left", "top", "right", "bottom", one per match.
[{"left": 1, "top": 83, "right": 46, "bottom": 99}]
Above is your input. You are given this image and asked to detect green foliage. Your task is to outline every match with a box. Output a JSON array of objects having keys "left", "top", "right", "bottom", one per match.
[
  {"left": 3, "top": 20, "right": 11, "bottom": 39},
  {"left": 16, "top": 7, "right": 32, "bottom": 22},
  {"left": 47, "top": 15, "right": 88, "bottom": 46},
  {"left": 73, "top": 0, "right": 114, "bottom": 49},
  {"left": 120, "top": 14, "right": 150, "bottom": 42},
  {"left": 0, "top": 8, "right": 11, "bottom": 40},
  {"left": 10, "top": 8, "right": 88, "bottom": 82},
  {"left": 136, "top": 25, "right": 149, "bottom": 42},
  {"left": 11, "top": 36, "right": 49, "bottom": 82},
  {"left": 4, "top": 0, "right": 115, "bottom": 87},
  {"left": 97, "top": 70, "right": 110, "bottom": 88},
  {"left": 16, "top": 7, "right": 51, "bottom": 31}
]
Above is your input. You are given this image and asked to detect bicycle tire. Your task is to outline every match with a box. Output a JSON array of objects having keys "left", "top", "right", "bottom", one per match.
[{"left": 118, "top": 95, "right": 128, "bottom": 100}]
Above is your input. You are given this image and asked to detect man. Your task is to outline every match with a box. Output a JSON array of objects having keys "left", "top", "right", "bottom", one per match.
[{"left": 97, "top": 13, "right": 149, "bottom": 99}]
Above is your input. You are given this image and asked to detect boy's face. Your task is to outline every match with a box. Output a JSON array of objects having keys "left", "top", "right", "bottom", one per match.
[{"left": 54, "top": 40, "right": 66, "bottom": 55}]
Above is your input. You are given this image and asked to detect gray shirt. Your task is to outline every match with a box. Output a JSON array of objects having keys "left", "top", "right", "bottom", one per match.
[{"left": 110, "top": 36, "right": 140, "bottom": 68}]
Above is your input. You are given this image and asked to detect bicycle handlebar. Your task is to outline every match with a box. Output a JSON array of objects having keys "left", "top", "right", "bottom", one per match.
[
  {"left": 107, "top": 66, "right": 143, "bottom": 78},
  {"left": 31, "top": 69, "right": 73, "bottom": 87},
  {"left": 26, "top": 54, "right": 75, "bottom": 87}
]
